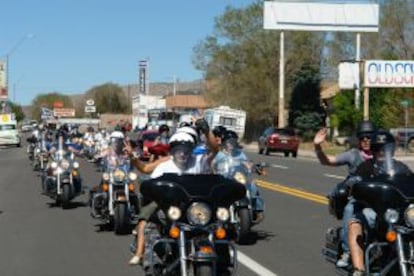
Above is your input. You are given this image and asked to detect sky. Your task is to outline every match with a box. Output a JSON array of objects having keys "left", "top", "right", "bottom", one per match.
[{"left": 1, "top": 0, "right": 255, "bottom": 106}]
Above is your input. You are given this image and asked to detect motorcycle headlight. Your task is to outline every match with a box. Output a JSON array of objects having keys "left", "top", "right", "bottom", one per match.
[
  {"left": 128, "top": 172, "right": 137, "bottom": 181},
  {"left": 51, "top": 162, "right": 58, "bottom": 169},
  {"left": 405, "top": 204, "right": 414, "bottom": 227},
  {"left": 385, "top": 208, "right": 399, "bottom": 224},
  {"left": 216, "top": 207, "right": 230, "bottom": 222},
  {"left": 187, "top": 202, "right": 212, "bottom": 226},
  {"left": 61, "top": 159, "right": 70, "bottom": 170},
  {"left": 113, "top": 169, "right": 125, "bottom": 181},
  {"left": 102, "top": 172, "right": 110, "bottom": 181},
  {"left": 35, "top": 148, "right": 41, "bottom": 153},
  {"left": 73, "top": 162, "right": 79, "bottom": 169},
  {"left": 234, "top": 171, "right": 247, "bottom": 184},
  {"left": 167, "top": 206, "right": 182, "bottom": 221}
]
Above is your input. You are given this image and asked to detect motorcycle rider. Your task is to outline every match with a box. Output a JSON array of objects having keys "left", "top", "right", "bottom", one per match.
[
  {"left": 128, "top": 120, "right": 218, "bottom": 266},
  {"left": 155, "top": 124, "right": 170, "bottom": 145},
  {"left": 314, "top": 120, "right": 375, "bottom": 268},
  {"left": 348, "top": 129, "right": 412, "bottom": 276},
  {"left": 212, "top": 129, "right": 265, "bottom": 223}
]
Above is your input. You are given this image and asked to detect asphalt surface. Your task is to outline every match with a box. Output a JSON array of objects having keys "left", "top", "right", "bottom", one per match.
[{"left": 0, "top": 141, "right": 360, "bottom": 276}]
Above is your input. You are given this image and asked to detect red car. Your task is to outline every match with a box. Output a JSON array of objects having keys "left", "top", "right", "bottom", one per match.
[
  {"left": 138, "top": 130, "right": 170, "bottom": 161},
  {"left": 258, "top": 127, "right": 300, "bottom": 157}
]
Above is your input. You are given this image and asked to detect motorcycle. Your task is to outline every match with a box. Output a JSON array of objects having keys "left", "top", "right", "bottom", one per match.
[
  {"left": 26, "top": 136, "right": 38, "bottom": 161},
  {"left": 213, "top": 153, "right": 266, "bottom": 244},
  {"left": 91, "top": 157, "right": 140, "bottom": 235},
  {"left": 42, "top": 143, "right": 83, "bottom": 208},
  {"left": 32, "top": 138, "right": 49, "bottom": 172},
  {"left": 323, "top": 173, "right": 414, "bottom": 275},
  {"left": 83, "top": 139, "right": 96, "bottom": 161},
  {"left": 135, "top": 173, "right": 246, "bottom": 276}
]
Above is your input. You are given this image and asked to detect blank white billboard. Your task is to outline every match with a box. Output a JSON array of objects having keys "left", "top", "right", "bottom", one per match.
[
  {"left": 338, "top": 62, "right": 360, "bottom": 90},
  {"left": 264, "top": 1, "right": 379, "bottom": 32}
]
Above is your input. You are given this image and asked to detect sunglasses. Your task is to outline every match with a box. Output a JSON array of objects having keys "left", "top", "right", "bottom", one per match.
[{"left": 359, "top": 135, "right": 371, "bottom": 140}]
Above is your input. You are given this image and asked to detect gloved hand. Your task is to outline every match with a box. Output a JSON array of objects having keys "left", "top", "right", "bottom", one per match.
[{"left": 194, "top": 118, "right": 210, "bottom": 135}]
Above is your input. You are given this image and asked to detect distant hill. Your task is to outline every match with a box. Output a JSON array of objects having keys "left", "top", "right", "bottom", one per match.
[{"left": 22, "top": 80, "right": 205, "bottom": 119}]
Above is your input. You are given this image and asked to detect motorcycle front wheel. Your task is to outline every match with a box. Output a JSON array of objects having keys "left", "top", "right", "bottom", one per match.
[
  {"left": 236, "top": 208, "right": 251, "bottom": 244},
  {"left": 114, "top": 203, "right": 129, "bottom": 235},
  {"left": 61, "top": 184, "right": 71, "bottom": 208},
  {"left": 194, "top": 263, "right": 214, "bottom": 276}
]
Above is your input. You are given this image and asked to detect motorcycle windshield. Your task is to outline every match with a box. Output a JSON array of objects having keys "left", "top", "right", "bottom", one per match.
[
  {"left": 352, "top": 173, "right": 414, "bottom": 213},
  {"left": 213, "top": 150, "right": 251, "bottom": 183},
  {"left": 140, "top": 173, "right": 246, "bottom": 207}
]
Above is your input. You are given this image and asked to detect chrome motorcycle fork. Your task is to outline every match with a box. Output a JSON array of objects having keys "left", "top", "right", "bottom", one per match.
[
  {"left": 397, "top": 232, "right": 409, "bottom": 276},
  {"left": 108, "top": 178, "right": 114, "bottom": 216},
  {"left": 230, "top": 205, "right": 236, "bottom": 223},
  {"left": 57, "top": 172, "right": 61, "bottom": 195},
  {"left": 179, "top": 228, "right": 188, "bottom": 276},
  {"left": 124, "top": 182, "right": 130, "bottom": 209}
]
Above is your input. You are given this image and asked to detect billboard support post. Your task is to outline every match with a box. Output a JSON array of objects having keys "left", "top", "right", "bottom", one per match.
[
  {"left": 278, "top": 31, "right": 285, "bottom": 128},
  {"left": 355, "top": 33, "right": 361, "bottom": 110}
]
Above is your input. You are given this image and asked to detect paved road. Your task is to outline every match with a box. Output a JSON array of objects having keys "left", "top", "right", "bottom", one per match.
[{"left": 0, "top": 144, "right": 346, "bottom": 276}]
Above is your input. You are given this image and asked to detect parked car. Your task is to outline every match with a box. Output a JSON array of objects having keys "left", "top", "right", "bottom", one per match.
[
  {"left": 390, "top": 128, "right": 414, "bottom": 152},
  {"left": 258, "top": 127, "right": 300, "bottom": 157},
  {"left": 21, "top": 124, "right": 33, "bottom": 132}
]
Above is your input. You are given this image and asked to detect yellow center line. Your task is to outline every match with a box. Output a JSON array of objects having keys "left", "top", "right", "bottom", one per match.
[{"left": 256, "top": 179, "right": 329, "bottom": 205}]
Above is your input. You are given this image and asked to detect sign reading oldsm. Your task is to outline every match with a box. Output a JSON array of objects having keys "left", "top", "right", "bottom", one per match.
[{"left": 364, "top": 60, "right": 414, "bottom": 88}]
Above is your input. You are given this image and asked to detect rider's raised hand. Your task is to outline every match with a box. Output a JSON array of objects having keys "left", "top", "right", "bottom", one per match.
[
  {"left": 313, "top": 127, "right": 327, "bottom": 145},
  {"left": 123, "top": 140, "right": 133, "bottom": 156}
]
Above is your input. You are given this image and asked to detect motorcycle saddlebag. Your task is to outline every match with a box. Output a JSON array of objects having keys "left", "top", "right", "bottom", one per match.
[{"left": 327, "top": 181, "right": 349, "bottom": 220}]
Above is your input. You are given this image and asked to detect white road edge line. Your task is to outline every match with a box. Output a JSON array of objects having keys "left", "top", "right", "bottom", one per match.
[
  {"left": 270, "top": 164, "right": 288, "bottom": 169},
  {"left": 324, "top": 174, "right": 346, "bottom": 180},
  {"left": 235, "top": 250, "right": 278, "bottom": 276}
]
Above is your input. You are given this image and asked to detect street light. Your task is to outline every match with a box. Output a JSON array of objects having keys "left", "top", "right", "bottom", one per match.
[{"left": 5, "top": 33, "right": 35, "bottom": 102}]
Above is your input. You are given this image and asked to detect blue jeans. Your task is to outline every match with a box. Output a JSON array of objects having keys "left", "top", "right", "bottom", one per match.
[
  {"left": 341, "top": 198, "right": 377, "bottom": 253},
  {"left": 247, "top": 182, "right": 265, "bottom": 211}
]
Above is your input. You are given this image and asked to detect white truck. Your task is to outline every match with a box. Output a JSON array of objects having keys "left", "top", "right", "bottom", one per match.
[
  {"left": 0, "top": 113, "right": 21, "bottom": 147},
  {"left": 203, "top": 106, "right": 246, "bottom": 139}
]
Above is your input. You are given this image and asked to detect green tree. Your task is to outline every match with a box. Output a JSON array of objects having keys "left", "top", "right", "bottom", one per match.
[
  {"left": 288, "top": 64, "right": 325, "bottom": 140},
  {"left": 31, "top": 93, "right": 73, "bottom": 121},
  {"left": 85, "top": 83, "right": 130, "bottom": 114},
  {"left": 7, "top": 101, "right": 25, "bottom": 122},
  {"left": 332, "top": 91, "right": 363, "bottom": 134}
]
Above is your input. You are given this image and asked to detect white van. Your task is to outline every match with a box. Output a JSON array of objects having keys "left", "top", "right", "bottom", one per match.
[
  {"left": 203, "top": 106, "right": 246, "bottom": 139},
  {"left": 0, "top": 114, "right": 21, "bottom": 147}
]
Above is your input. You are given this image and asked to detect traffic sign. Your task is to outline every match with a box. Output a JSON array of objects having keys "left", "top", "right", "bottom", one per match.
[
  {"left": 53, "top": 108, "right": 75, "bottom": 117},
  {"left": 401, "top": 99, "right": 412, "bottom": 108},
  {"left": 85, "top": 106, "right": 96, "bottom": 113},
  {"left": 86, "top": 99, "right": 95, "bottom": 106}
]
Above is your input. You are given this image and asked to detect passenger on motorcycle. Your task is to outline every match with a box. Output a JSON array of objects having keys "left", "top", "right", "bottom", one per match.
[
  {"left": 128, "top": 123, "right": 217, "bottom": 266},
  {"left": 348, "top": 129, "right": 413, "bottom": 276},
  {"left": 314, "top": 120, "right": 375, "bottom": 268}
]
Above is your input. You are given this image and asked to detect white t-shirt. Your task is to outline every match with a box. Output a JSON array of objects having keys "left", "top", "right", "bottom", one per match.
[{"left": 150, "top": 155, "right": 208, "bottom": 178}]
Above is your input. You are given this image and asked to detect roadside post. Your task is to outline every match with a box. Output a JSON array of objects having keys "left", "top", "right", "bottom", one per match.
[{"left": 401, "top": 99, "right": 411, "bottom": 153}]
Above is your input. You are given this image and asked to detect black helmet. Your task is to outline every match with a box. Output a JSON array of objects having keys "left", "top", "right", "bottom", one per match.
[
  {"left": 356, "top": 120, "right": 375, "bottom": 138},
  {"left": 370, "top": 129, "right": 395, "bottom": 154},
  {"left": 158, "top": 124, "right": 170, "bottom": 134},
  {"left": 222, "top": 130, "right": 238, "bottom": 143},
  {"left": 212, "top": 125, "right": 227, "bottom": 138}
]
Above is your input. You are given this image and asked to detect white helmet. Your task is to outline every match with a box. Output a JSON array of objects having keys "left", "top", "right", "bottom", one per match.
[
  {"left": 110, "top": 131, "right": 124, "bottom": 139},
  {"left": 169, "top": 132, "right": 195, "bottom": 148},
  {"left": 175, "top": 126, "right": 198, "bottom": 142}
]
